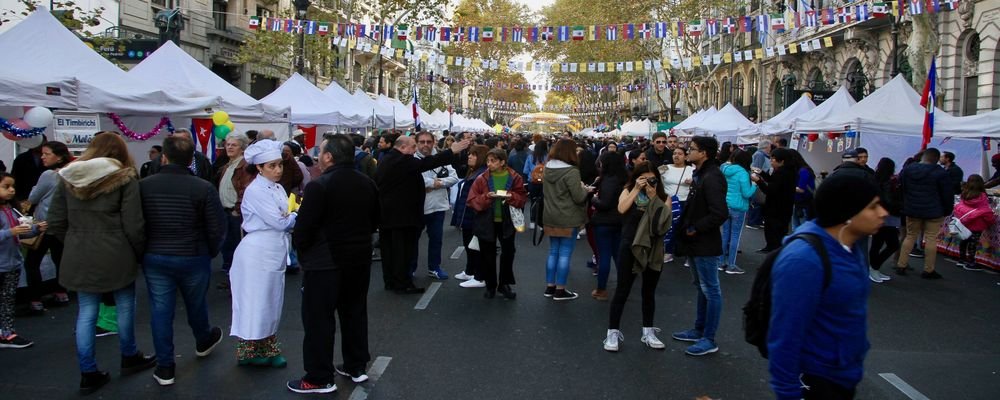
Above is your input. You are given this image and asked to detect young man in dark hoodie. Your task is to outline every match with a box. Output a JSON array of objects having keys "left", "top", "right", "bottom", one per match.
[
  {"left": 895, "top": 148, "right": 952, "bottom": 279},
  {"left": 671, "top": 136, "right": 728, "bottom": 356},
  {"left": 769, "top": 174, "right": 886, "bottom": 399}
]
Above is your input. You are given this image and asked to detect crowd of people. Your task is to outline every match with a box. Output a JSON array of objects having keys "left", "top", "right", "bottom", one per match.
[{"left": 0, "top": 125, "right": 997, "bottom": 399}]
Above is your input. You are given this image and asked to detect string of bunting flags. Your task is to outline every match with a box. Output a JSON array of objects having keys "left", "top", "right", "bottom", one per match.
[
  {"left": 470, "top": 79, "right": 703, "bottom": 92},
  {"left": 249, "top": 1, "right": 957, "bottom": 44},
  {"left": 472, "top": 98, "right": 622, "bottom": 113}
]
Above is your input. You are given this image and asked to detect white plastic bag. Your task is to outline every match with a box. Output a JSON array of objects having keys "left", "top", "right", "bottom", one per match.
[
  {"left": 510, "top": 206, "right": 526, "bottom": 232},
  {"left": 467, "top": 236, "right": 480, "bottom": 251}
]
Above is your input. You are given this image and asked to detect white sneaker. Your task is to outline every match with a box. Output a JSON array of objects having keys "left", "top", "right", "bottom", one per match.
[
  {"left": 868, "top": 268, "right": 884, "bottom": 283},
  {"left": 875, "top": 269, "right": 891, "bottom": 281},
  {"left": 663, "top": 254, "right": 674, "bottom": 263},
  {"left": 641, "top": 327, "right": 665, "bottom": 349},
  {"left": 459, "top": 279, "right": 485, "bottom": 288},
  {"left": 454, "top": 271, "right": 472, "bottom": 281},
  {"left": 603, "top": 329, "right": 624, "bottom": 352}
]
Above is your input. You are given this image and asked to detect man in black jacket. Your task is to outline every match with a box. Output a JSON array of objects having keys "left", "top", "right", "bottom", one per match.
[
  {"left": 147, "top": 129, "right": 214, "bottom": 181},
  {"left": 644, "top": 132, "right": 672, "bottom": 168},
  {"left": 286, "top": 135, "right": 380, "bottom": 394},
  {"left": 895, "top": 148, "right": 952, "bottom": 279},
  {"left": 375, "top": 135, "right": 471, "bottom": 294},
  {"left": 672, "top": 136, "right": 728, "bottom": 357},
  {"left": 138, "top": 135, "right": 226, "bottom": 386}
]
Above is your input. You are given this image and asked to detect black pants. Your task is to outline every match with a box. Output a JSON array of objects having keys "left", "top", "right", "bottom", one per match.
[
  {"left": 764, "top": 214, "right": 791, "bottom": 250},
  {"left": 869, "top": 226, "right": 900, "bottom": 270},
  {"left": 301, "top": 266, "right": 371, "bottom": 385},
  {"left": 802, "top": 374, "right": 856, "bottom": 400},
  {"left": 609, "top": 237, "right": 662, "bottom": 329},
  {"left": 959, "top": 231, "right": 983, "bottom": 264},
  {"left": 380, "top": 227, "right": 418, "bottom": 290},
  {"left": 24, "top": 234, "right": 65, "bottom": 302},
  {"left": 461, "top": 228, "right": 480, "bottom": 277},
  {"left": 478, "top": 223, "right": 516, "bottom": 291}
]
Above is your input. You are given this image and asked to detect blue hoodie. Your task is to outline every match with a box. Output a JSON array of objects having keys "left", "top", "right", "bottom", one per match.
[
  {"left": 721, "top": 163, "right": 755, "bottom": 212},
  {"left": 768, "top": 221, "right": 870, "bottom": 399}
]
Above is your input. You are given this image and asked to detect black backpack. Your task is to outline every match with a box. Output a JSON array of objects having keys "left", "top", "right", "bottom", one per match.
[{"left": 743, "top": 233, "right": 831, "bottom": 359}]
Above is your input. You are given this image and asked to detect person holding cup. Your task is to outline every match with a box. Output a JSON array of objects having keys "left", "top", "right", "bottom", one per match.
[
  {"left": 1, "top": 171, "right": 46, "bottom": 349},
  {"left": 466, "top": 148, "right": 527, "bottom": 299}
]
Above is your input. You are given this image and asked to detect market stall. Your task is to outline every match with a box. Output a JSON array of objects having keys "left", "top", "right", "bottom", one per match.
[{"left": 937, "top": 194, "right": 1000, "bottom": 272}]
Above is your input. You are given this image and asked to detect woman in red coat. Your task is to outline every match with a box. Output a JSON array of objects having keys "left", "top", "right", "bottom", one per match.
[{"left": 467, "top": 148, "right": 528, "bottom": 299}]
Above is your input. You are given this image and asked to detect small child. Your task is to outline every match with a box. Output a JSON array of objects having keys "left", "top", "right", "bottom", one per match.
[
  {"left": 953, "top": 175, "right": 997, "bottom": 271},
  {"left": 0, "top": 171, "right": 45, "bottom": 349}
]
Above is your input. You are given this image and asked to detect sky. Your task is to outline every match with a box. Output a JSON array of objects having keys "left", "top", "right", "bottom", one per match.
[{"left": 512, "top": 0, "right": 554, "bottom": 108}]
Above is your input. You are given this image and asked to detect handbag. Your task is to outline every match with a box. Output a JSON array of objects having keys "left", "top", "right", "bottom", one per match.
[{"left": 948, "top": 210, "right": 977, "bottom": 240}]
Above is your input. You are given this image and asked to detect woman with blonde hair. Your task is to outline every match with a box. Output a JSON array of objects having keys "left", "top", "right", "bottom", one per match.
[{"left": 47, "top": 132, "right": 154, "bottom": 394}]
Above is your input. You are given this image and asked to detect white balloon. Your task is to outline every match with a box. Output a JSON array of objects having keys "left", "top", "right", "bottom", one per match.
[
  {"left": 18, "top": 133, "right": 44, "bottom": 148},
  {"left": 23, "top": 107, "right": 54, "bottom": 128}
]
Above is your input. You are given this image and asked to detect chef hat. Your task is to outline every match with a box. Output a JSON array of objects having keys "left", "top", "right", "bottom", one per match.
[{"left": 244, "top": 139, "right": 283, "bottom": 165}]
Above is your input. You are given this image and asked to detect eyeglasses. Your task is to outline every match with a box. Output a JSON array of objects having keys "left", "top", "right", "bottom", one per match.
[
  {"left": 687, "top": 147, "right": 702, "bottom": 153},
  {"left": 654, "top": 140, "right": 666, "bottom": 144}
]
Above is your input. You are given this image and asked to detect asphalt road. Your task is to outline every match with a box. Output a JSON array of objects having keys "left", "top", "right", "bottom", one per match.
[{"left": 2, "top": 221, "right": 998, "bottom": 399}]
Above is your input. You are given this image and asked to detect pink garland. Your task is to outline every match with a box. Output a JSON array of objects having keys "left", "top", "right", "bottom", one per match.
[{"left": 107, "top": 113, "right": 175, "bottom": 141}]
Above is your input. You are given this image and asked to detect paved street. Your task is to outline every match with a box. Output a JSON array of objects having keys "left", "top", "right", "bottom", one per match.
[{"left": 2, "top": 222, "right": 998, "bottom": 399}]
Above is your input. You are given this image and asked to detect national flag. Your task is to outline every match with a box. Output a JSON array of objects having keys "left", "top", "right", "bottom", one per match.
[
  {"left": 304, "top": 20, "right": 317, "bottom": 35},
  {"left": 805, "top": 10, "right": 818, "bottom": 26},
  {"left": 249, "top": 16, "right": 260, "bottom": 30},
  {"left": 452, "top": 26, "right": 464, "bottom": 42},
  {"left": 482, "top": 27, "right": 494, "bottom": 42},
  {"left": 292, "top": 20, "right": 304, "bottom": 33},
  {"left": 440, "top": 27, "right": 451, "bottom": 42},
  {"left": 856, "top": 4, "right": 870, "bottom": 21},
  {"left": 740, "top": 16, "right": 753, "bottom": 33},
  {"left": 688, "top": 20, "right": 703, "bottom": 37},
  {"left": 556, "top": 26, "right": 568, "bottom": 41},
  {"left": 920, "top": 57, "right": 936, "bottom": 150},
  {"left": 722, "top": 17, "right": 736, "bottom": 33},
  {"left": 910, "top": 0, "right": 924, "bottom": 14},
  {"left": 786, "top": 9, "right": 799, "bottom": 30},
  {"left": 588, "top": 25, "right": 599, "bottom": 40},
  {"left": 872, "top": 2, "right": 890, "bottom": 16},
  {"left": 267, "top": 18, "right": 281, "bottom": 31},
  {"left": 467, "top": 26, "right": 479, "bottom": 42},
  {"left": 675, "top": 21, "right": 686, "bottom": 37},
  {"left": 756, "top": 15, "right": 769, "bottom": 43},
  {"left": 942, "top": 0, "right": 958, "bottom": 11},
  {"left": 771, "top": 14, "right": 785, "bottom": 31},
  {"left": 606, "top": 25, "right": 618, "bottom": 40},
  {"left": 318, "top": 22, "right": 330, "bottom": 35},
  {"left": 928, "top": 0, "right": 941, "bottom": 13},
  {"left": 411, "top": 86, "right": 421, "bottom": 131},
  {"left": 541, "top": 26, "right": 555, "bottom": 41},
  {"left": 624, "top": 24, "right": 635, "bottom": 39},
  {"left": 527, "top": 26, "right": 538, "bottom": 42},
  {"left": 821, "top": 8, "right": 835, "bottom": 25},
  {"left": 572, "top": 25, "right": 585, "bottom": 40},
  {"left": 654, "top": 22, "right": 668, "bottom": 38},
  {"left": 638, "top": 23, "right": 652, "bottom": 39},
  {"left": 706, "top": 19, "right": 718, "bottom": 36},
  {"left": 356, "top": 24, "right": 366, "bottom": 38},
  {"left": 512, "top": 26, "right": 524, "bottom": 42},
  {"left": 837, "top": 7, "right": 850, "bottom": 23},
  {"left": 893, "top": 0, "right": 905, "bottom": 16},
  {"left": 396, "top": 24, "right": 408, "bottom": 40}
]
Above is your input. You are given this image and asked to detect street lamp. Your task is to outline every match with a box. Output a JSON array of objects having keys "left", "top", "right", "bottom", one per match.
[{"left": 293, "top": 0, "right": 310, "bottom": 76}]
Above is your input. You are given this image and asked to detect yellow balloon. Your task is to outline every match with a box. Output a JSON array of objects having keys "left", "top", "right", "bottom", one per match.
[
  {"left": 211, "top": 111, "right": 230, "bottom": 125},
  {"left": 224, "top": 121, "right": 235, "bottom": 130}
]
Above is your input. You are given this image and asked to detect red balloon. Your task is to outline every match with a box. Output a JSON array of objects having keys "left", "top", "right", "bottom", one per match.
[
  {"left": 3, "top": 118, "right": 32, "bottom": 141},
  {"left": 807, "top": 133, "right": 819, "bottom": 142},
  {"left": 2, "top": 131, "right": 17, "bottom": 141}
]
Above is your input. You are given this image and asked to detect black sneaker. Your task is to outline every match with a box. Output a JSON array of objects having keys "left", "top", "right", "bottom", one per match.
[
  {"left": 79, "top": 371, "right": 110, "bottom": 395},
  {"left": 963, "top": 263, "right": 984, "bottom": 271},
  {"left": 120, "top": 351, "right": 156, "bottom": 375},
  {"left": 196, "top": 326, "right": 223, "bottom": 357},
  {"left": 334, "top": 364, "right": 370, "bottom": 383},
  {"left": 543, "top": 286, "right": 556, "bottom": 298},
  {"left": 287, "top": 379, "right": 337, "bottom": 394},
  {"left": 552, "top": 289, "right": 579, "bottom": 301},
  {"left": 153, "top": 365, "right": 175, "bottom": 386},
  {"left": 0, "top": 334, "right": 33, "bottom": 349},
  {"left": 95, "top": 327, "right": 117, "bottom": 337},
  {"left": 921, "top": 271, "right": 943, "bottom": 280},
  {"left": 909, "top": 249, "right": 925, "bottom": 258}
]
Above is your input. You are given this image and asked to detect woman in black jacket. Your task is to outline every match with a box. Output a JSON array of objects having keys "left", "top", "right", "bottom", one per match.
[
  {"left": 590, "top": 152, "right": 627, "bottom": 300},
  {"left": 751, "top": 148, "right": 800, "bottom": 252}
]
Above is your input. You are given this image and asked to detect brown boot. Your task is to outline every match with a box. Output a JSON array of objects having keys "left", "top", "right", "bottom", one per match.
[{"left": 591, "top": 289, "right": 609, "bottom": 301}]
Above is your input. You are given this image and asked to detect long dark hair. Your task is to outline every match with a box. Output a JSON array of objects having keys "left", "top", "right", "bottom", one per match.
[
  {"left": 532, "top": 140, "right": 549, "bottom": 165},
  {"left": 730, "top": 149, "right": 752, "bottom": 171},
  {"left": 962, "top": 175, "right": 985, "bottom": 201},
  {"left": 770, "top": 148, "right": 800, "bottom": 172},
  {"left": 874, "top": 157, "right": 896, "bottom": 184},
  {"left": 718, "top": 141, "right": 733, "bottom": 163},
  {"left": 598, "top": 151, "right": 627, "bottom": 183},
  {"left": 42, "top": 141, "right": 72, "bottom": 169},
  {"left": 625, "top": 161, "right": 668, "bottom": 201},
  {"left": 466, "top": 145, "right": 489, "bottom": 178}
]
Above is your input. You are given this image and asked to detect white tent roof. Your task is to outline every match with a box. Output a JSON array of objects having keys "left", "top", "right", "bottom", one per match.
[
  {"left": 679, "top": 103, "right": 756, "bottom": 140},
  {"left": 0, "top": 71, "right": 77, "bottom": 109},
  {"left": 351, "top": 90, "right": 394, "bottom": 128},
  {"left": 621, "top": 119, "right": 654, "bottom": 135},
  {"left": 320, "top": 81, "right": 370, "bottom": 128},
  {"left": 129, "top": 41, "right": 287, "bottom": 122},
  {"left": 758, "top": 95, "right": 816, "bottom": 135},
  {"left": 0, "top": 9, "right": 219, "bottom": 115},
  {"left": 674, "top": 106, "right": 717, "bottom": 131},
  {"left": 937, "top": 108, "right": 1000, "bottom": 137},
  {"left": 376, "top": 95, "right": 414, "bottom": 129},
  {"left": 260, "top": 73, "right": 343, "bottom": 125},
  {"left": 791, "top": 86, "right": 857, "bottom": 131}
]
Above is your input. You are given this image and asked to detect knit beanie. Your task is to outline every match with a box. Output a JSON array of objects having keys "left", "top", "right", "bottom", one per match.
[{"left": 814, "top": 174, "right": 880, "bottom": 228}]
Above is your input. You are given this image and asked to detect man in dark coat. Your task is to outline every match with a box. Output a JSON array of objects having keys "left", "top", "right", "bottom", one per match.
[
  {"left": 147, "top": 129, "right": 214, "bottom": 181},
  {"left": 374, "top": 135, "right": 471, "bottom": 294},
  {"left": 829, "top": 149, "right": 876, "bottom": 184},
  {"left": 11, "top": 137, "right": 45, "bottom": 201},
  {"left": 644, "top": 132, "right": 672, "bottom": 169},
  {"left": 673, "top": 136, "right": 728, "bottom": 357},
  {"left": 895, "top": 148, "right": 952, "bottom": 279},
  {"left": 287, "top": 135, "right": 380, "bottom": 394},
  {"left": 939, "top": 151, "right": 964, "bottom": 196}
]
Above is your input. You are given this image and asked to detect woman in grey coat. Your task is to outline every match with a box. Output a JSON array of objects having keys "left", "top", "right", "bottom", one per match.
[
  {"left": 24, "top": 141, "right": 73, "bottom": 312},
  {"left": 47, "top": 132, "right": 155, "bottom": 395}
]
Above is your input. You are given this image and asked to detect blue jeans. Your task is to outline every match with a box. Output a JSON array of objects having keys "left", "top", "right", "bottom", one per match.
[
  {"left": 546, "top": 229, "right": 579, "bottom": 286},
  {"left": 593, "top": 225, "right": 622, "bottom": 290},
  {"left": 720, "top": 209, "right": 747, "bottom": 268},
  {"left": 689, "top": 256, "right": 723, "bottom": 341},
  {"left": 410, "top": 211, "right": 446, "bottom": 273},
  {"left": 221, "top": 213, "right": 242, "bottom": 271},
  {"left": 791, "top": 204, "right": 812, "bottom": 230},
  {"left": 143, "top": 253, "right": 213, "bottom": 368},
  {"left": 76, "top": 284, "right": 137, "bottom": 373}
]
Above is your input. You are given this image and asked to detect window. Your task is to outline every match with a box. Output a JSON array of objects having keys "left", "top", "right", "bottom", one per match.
[
  {"left": 962, "top": 33, "right": 981, "bottom": 116},
  {"left": 733, "top": 73, "right": 745, "bottom": 109},
  {"left": 152, "top": 0, "right": 181, "bottom": 9},
  {"left": 212, "top": 1, "right": 227, "bottom": 31}
]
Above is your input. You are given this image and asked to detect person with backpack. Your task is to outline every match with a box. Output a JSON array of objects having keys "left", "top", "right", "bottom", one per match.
[
  {"left": 767, "top": 173, "right": 886, "bottom": 400},
  {"left": 869, "top": 158, "right": 900, "bottom": 283}
]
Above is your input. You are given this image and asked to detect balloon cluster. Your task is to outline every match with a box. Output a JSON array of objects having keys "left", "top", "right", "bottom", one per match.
[
  {"left": 212, "top": 111, "right": 235, "bottom": 141},
  {"left": 1, "top": 106, "right": 53, "bottom": 148}
]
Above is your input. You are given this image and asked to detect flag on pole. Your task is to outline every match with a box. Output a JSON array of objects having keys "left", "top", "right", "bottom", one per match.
[
  {"left": 412, "top": 86, "right": 421, "bottom": 131},
  {"left": 920, "top": 57, "right": 936, "bottom": 150}
]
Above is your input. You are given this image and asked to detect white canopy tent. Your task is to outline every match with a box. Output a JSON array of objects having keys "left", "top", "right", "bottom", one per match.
[
  {"left": 757, "top": 95, "right": 816, "bottom": 135},
  {"left": 0, "top": 9, "right": 219, "bottom": 115},
  {"left": 319, "top": 81, "right": 370, "bottom": 128},
  {"left": 673, "top": 106, "right": 717, "bottom": 132},
  {"left": 129, "top": 41, "right": 287, "bottom": 122},
  {"left": 376, "top": 95, "right": 414, "bottom": 129},
  {"left": 351, "top": 90, "right": 394, "bottom": 129},
  {"left": 620, "top": 119, "right": 654, "bottom": 136},
  {"left": 790, "top": 86, "right": 857, "bottom": 132},
  {"left": 677, "top": 103, "right": 756, "bottom": 143},
  {"left": 260, "top": 73, "right": 344, "bottom": 125}
]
